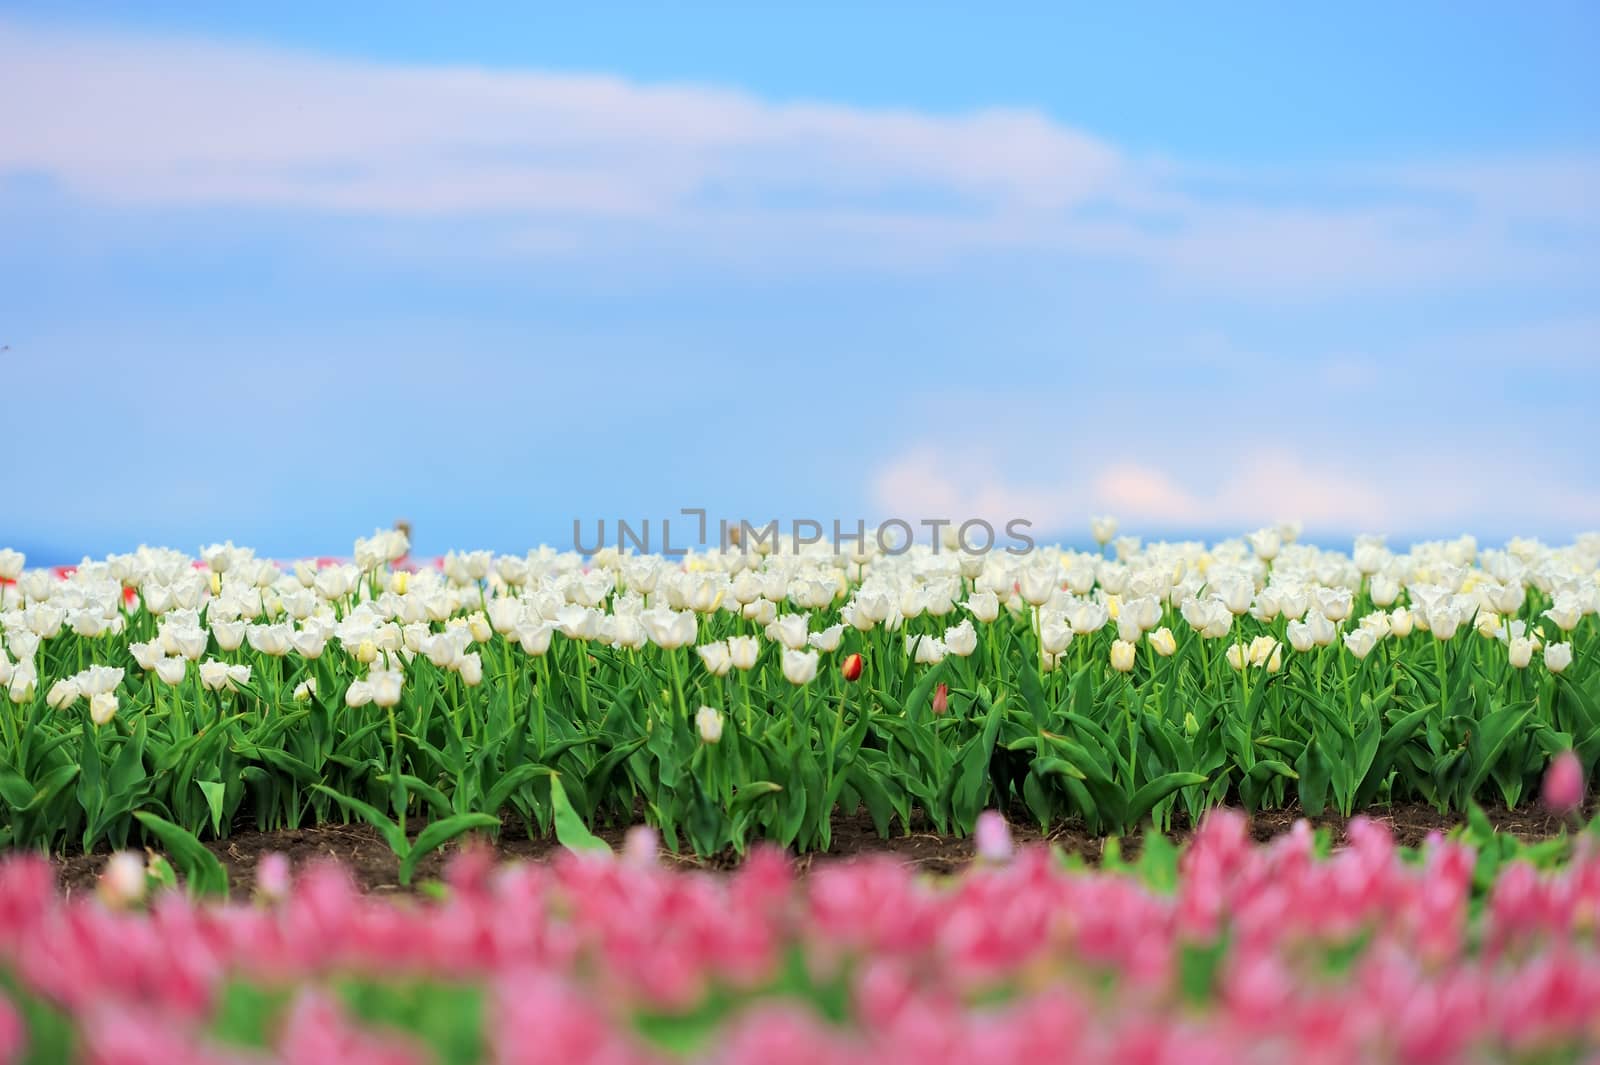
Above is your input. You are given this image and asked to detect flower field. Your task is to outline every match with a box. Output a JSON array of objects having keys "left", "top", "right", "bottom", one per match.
[
  {"left": 0, "top": 526, "right": 1596, "bottom": 869},
  {"left": 2, "top": 524, "right": 1600, "bottom": 1062},
  {"left": 4, "top": 812, "right": 1600, "bottom": 1063}
]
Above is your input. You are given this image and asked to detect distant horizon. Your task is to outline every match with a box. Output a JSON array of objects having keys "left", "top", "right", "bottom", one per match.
[{"left": 8, "top": 521, "right": 1596, "bottom": 570}]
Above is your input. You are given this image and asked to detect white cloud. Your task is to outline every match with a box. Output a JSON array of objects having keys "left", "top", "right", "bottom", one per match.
[
  {"left": 2, "top": 18, "right": 1597, "bottom": 290},
  {"left": 870, "top": 443, "right": 1600, "bottom": 538}
]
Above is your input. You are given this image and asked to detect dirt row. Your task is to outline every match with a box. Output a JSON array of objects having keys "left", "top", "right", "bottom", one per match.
[{"left": 40, "top": 798, "right": 1596, "bottom": 897}]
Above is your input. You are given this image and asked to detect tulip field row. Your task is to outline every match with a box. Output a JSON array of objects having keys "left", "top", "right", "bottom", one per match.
[
  {"left": 3, "top": 811, "right": 1600, "bottom": 1064},
  {"left": 0, "top": 525, "right": 1596, "bottom": 867}
]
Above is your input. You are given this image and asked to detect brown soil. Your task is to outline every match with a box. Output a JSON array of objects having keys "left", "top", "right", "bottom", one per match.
[{"left": 44, "top": 798, "right": 1596, "bottom": 898}]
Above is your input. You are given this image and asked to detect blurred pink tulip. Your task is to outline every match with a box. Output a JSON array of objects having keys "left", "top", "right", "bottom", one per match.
[{"left": 1542, "top": 750, "right": 1586, "bottom": 814}]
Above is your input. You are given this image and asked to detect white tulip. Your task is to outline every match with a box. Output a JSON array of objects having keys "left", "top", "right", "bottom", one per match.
[
  {"left": 518, "top": 622, "right": 555, "bottom": 656},
  {"left": 781, "top": 648, "right": 820, "bottom": 686},
  {"left": 1067, "top": 600, "right": 1110, "bottom": 635},
  {"left": 943, "top": 619, "right": 978, "bottom": 657},
  {"left": 964, "top": 591, "right": 1000, "bottom": 623},
  {"left": 695, "top": 705, "right": 724, "bottom": 744},
  {"left": 697, "top": 641, "right": 733, "bottom": 677},
  {"left": 1246, "top": 528, "right": 1281, "bottom": 562},
  {"left": 1507, "top": 637, "right": 1534, "bottom": 669},
  {"left": 1307, "top": 611, "right": 1338, "bottom": 647},
  {"left": 906, "top": 634, "right": 946, "bottom": 665},
  {"left": 728, "top": 636, "right": 761, "bottom": 671},
  {"left": 766, "top": 613, "right": 810, "bottom": 651},
  {"left": 1342, "top": 629, "right": 1378, "bottom": 660},
  {"left": 1314, "top": 587, "right": 1353, "bottom": 623},
  {"left": 1040, "top": 616, "right": 1073, "bottom": 654},
  {"left": 1545, "top": 642, "right": 1573, "bottom": 674},
  {"left": 487, "top": 598, "right": 522, "bottom": 635},
  {"left": 742, "top": 599, "right": 778, "bottom": 625},
  {"left": 1286, "top": 620, "right": 1315, "bottom": 653},
  {"left": 1543, "top": 595, "right": 1583, "bottom": 632},
  {"left": 89, "top": 691, "right": 119, "bottom": 726},
  {"left": 200, "top": 660, "right": 250, "bottom": 692},
  {"left": 808, "top": 623, "right": 846, "bottom": 653},
  {"left": 640, "top": 608, "right": 697, "bottom": 650},
  {"left": 154, "top": 657, "right": 187, "bottom": 686},
  {"left": 370, "top": 669, "right": 404, "bottom": 708},
  {"left": 129, "top": 640, "right": 165, "bottom": 671},
  {"left": 246, "top": 623, "right": 292, "bottom": 657},
  {"left": 211, "top": 620, "right": 246, "bottom": 652},
  {"left": 100, "top": 852, "right": 147, "bottom": 908},
  {"left": 47, "top": 679, "right": 81, "bottom": 709}
]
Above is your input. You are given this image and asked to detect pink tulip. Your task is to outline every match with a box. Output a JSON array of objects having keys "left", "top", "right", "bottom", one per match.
[
  {"left": 0, "top": 992, "right": 22, "bottom": 1065},
  {"left": 974, "top": 810, "right": 1012, "bottom": 863},
  {"left": 254, "top": 852, "right": 291, "bottom": 903},
  {"left": 1543, "top": 750, "right": 1586, "bottom": 814}
]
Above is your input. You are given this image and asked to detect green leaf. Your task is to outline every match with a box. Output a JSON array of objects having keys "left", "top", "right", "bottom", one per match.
[
  {"left": 310, "top": 784, "right": 407, "bottom": 854},
  {"left": 1295, "top": 735, "right": 1332, "bottom": 816},
  {"left": 1127, "top": 772, "right": 1210, "bottom": 826},
  {"left": 399, "top": 813, "right": 501, "bottom": 885},
  {"left": 550, "top": 773, "right": 611, "bottom": 856},
  {"left": 1019, "top": 660, "right": 1049, "bottom": 731},
  {"left": 482, "top": 763, "right": 555, "bottom": 813},
  {"left": 197, "top": 780, "right": 228, "bottom": 836},
  {"left": 729, "top": 780, "right": 784, "bottom": 813},
  {"left": 133, "top": 811, "right": 228, "bottom": 897},
  {"left": 0, "top": 769, "right": 32, "bottom": 807},
  {"left": 1462, "top": 704, "right": 1536, "bottom": 803},
  {"left": 20, "top": 764, "right": 80, "bottom": 813}
]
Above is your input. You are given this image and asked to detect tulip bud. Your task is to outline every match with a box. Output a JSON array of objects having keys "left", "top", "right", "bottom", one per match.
[
  {"left": 728, "top": 636, "right": 761, "bottom": 671},
  {"left": 255, "top": 852, "right": 291, "bottom": 903},
  {"left": 931, "top": 682, "right": 949, "bottom": 716},
  {"left": 392, "top": 570, "right": 409, "bottom": 596},
  {"left": 841, "top": 652, "right": 863, "bottom": 682},
  {"left": 1508, "top": 637, "right": 1534, "bottom": 669},
  {"left": 695, "top": 705, "right": 724, "bottom": 744},
  {"left": 1542, "top": 750, "right": 1585, "bottom": 814},
  {"left": 623, "top": 825, "right": 660, "bottom": 867},
  {"left": 1184, "top": 711, "right": 1200, "bottom": 736},
  {"left": 974, "top": 810, "right": 1013, "bottom": 862},
  {"left": 89, "top": 691, "right": 119, "bottom": 726},
  {"left": 356, "top": 639, "right": 378, "bottom": 665},
  {"left": 99, "top": 852, "right": 148, "bottom": 908},
  {"left": 1147, "top": 627, "right": 1177, "bottom": 657},
  {"left": 1545, "top": 642, "right": 1573, "bottom": 674},
  {"left": 1109, "top": 639, "right": 1136, "bottom": 673}
]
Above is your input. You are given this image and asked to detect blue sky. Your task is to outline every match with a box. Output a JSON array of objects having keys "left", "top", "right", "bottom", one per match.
[{"left": 2, "top": 4, "right": 1598, "bottom": 563}]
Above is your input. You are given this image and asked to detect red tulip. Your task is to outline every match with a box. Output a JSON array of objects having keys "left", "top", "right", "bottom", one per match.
[
  {"left": 841, "top": 653, "right": 863, "bottom": 682},
  {"left": 932, "top": 682, "right": 949, "bottom": 716}
]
